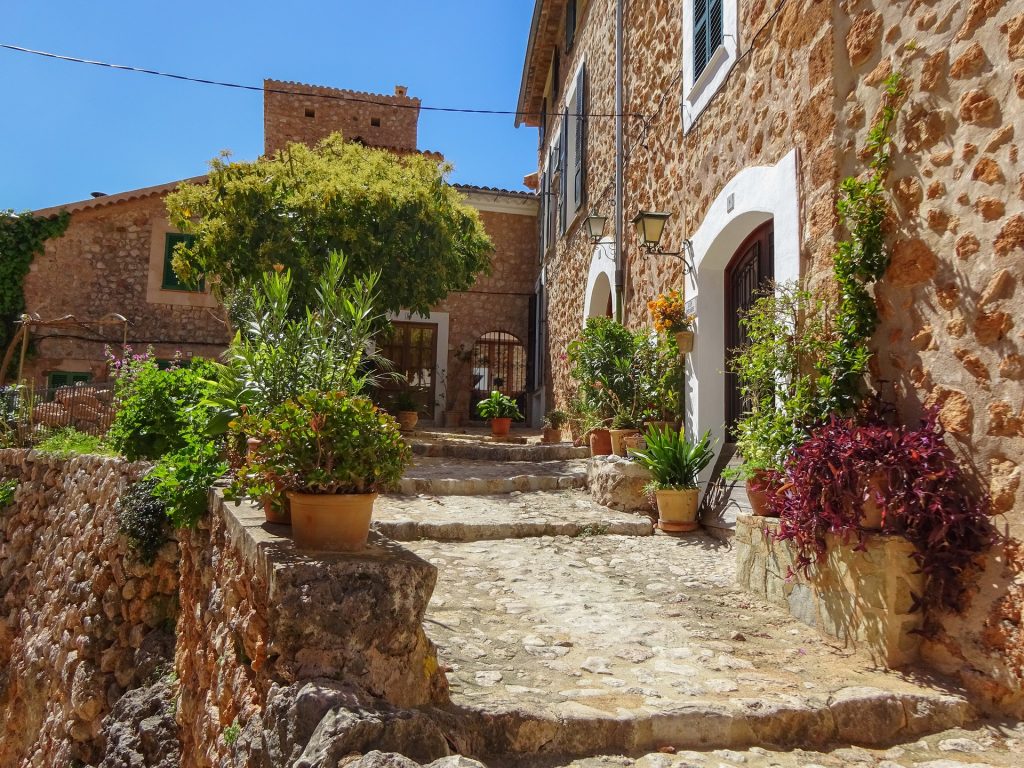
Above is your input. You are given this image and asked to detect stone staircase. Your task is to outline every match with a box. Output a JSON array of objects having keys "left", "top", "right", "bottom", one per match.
[{"left": 369, "top": 436, "right": 979, "bottom": 763}]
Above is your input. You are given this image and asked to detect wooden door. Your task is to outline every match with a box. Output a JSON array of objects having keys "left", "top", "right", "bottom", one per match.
[
  {"left": 379, "top": 322, "right": 437, "bottom": 415},
  {"left": 724, "top": 223, "right": 774, "bottom": 437}
]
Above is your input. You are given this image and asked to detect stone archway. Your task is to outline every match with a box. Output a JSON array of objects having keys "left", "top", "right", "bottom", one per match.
[{"left": 584, "top": 242, "right": 617, "bottom": 321}]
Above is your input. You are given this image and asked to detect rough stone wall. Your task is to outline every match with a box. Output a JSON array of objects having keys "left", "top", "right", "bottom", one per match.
[
  {"left": 0, "top": 450, "right": 179, "bottom": 767},
  {"left": 437, "top": 203, "right": 539, "bottom": 419},
  {"left": 22, "top": 193, "right": 230, "bottom": 387},
  {"left": 541, "top": 0, "right": 838, "bottom": 407},
  {"left": 263, "top": 79, "right": 421, "bottom": 156},
  {"left": 176, "top": 495, "right": 449, "bottom": 768},
  {"left": 830, "top": 0, "right": 1024, "bottom": 715}
]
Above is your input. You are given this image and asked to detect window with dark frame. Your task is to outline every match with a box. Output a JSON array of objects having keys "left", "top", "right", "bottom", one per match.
[
  {"left": 162, "top": 233, "right": 204, "bottom": 292},
  {"left": 693, "top": 0, "right": 724, "bottom": 82},
  {"left": 565, "top": 0, "right": 577, "bottom": 51}
]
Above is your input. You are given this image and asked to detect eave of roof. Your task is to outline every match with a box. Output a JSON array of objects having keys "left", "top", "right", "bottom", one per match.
[
  {"left": 454, "top": 183, "right": 537, "bottom": 200},
  {"left": 31, "top": 176, "right": 206, "bottom": 218},
  {"left": 515, "top": 0, "right": 567, "bottom": 128}
]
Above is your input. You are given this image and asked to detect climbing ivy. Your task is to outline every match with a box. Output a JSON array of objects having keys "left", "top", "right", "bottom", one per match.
[
  {"left": 0, "top": 209, "right": 70, "bottom": 352},
  {"left": 821, "top": 72, "right": 906, "bottom": 414}
]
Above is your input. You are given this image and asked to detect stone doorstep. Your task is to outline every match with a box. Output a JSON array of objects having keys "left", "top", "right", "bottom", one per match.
[
  {"left": 442, "top": 686, "right": 975, "bottom": 758},
  {"left": 397, "top": 473, "right": 588, "bottom": 497},
  {"left": 373, "top": 516, "right": 652, "bottom": 543},
  {"left": 410, "top": 441, "right": 592, "bottom": 462}
]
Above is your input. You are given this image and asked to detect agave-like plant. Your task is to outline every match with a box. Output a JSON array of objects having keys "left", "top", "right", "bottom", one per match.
[{"left": 630, "top": 426, "right": 714, "bottom": 490}]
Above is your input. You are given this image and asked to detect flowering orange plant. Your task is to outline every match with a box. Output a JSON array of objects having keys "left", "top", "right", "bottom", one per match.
[{"left": 647, "top": 289, "right": 694, "bottom": 333}]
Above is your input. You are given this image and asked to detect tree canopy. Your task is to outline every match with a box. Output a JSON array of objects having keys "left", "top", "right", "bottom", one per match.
[{"left": 165, "top": 135, "right": 493, "bottom": 315}]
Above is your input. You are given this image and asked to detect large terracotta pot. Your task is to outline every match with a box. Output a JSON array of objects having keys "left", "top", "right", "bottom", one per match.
[
  {"left": 745, "top": 472, "right": 779, "bottom": 517},
  {"left": 609, "top": 428, "right": 640, "bottom": 456},
  {"left": 397, "top": 411, "right": 419, "bottom": 432},
  {"left": 542, "top": 427, "right": 562, "bottom": 444},
  {"left": 675, "top": 330, "right": 695, "bottom": 354},
  {"left": 287, "top": 492, "right": 377, "bottom": 552},
  {"left": 490, "top": 417, "right": 512, "bottom": 437},
  {"left": 589, "top": 428, "right": 612, "bottom": 456},
  {"left": 655, "top": 488, "right": 700, "bottom": 532}
]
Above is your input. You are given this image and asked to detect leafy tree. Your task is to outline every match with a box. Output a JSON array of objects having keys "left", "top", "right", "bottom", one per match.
[{"left": 165, "top": 135, "right": 494, "bottom": 315}]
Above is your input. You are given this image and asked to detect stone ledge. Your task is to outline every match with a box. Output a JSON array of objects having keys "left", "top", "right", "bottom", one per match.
[
  {"left": 735, "top": 514, "right": 925, "bottom": 667},
  {"left": 586, "top": 456, "right": 655, "bottom": 514}
]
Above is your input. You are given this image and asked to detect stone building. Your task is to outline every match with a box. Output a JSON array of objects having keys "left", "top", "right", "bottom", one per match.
[
  {"left": 23, "top": 80, "right": 539, "bottom": 425},
  {"left": 519, "top": 0, "right": 1024, "bottom": 714}
]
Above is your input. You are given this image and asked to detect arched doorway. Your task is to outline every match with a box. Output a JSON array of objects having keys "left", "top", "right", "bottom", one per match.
[
  {"left": 470, "top": 331, "right": 528, "bottom": 420},
  {"left": 586, "top": 272, "right": 613, "bottom": 318},
  {"left": 724, "top": 222, "right": 774, "bottom": 437},
  {"left": 584, "top": 243, "right": 616, "bottom": 321}
]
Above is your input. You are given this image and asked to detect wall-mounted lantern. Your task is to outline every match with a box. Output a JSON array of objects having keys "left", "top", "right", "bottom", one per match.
[{"left": 630, "top": 210, "right": 696, "bottom": 275}]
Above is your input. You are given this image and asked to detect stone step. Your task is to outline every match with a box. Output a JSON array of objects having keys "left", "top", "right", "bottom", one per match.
[
  {"left": 374, "top": 490, "right": 652, "bottom": 542},
  {"left": 409, "top": 534, "right": 976, "bottom": 760},
  {"left": 410, "top": 440, "right": 591, "bottom": 462},
  {"left": 398, "top": 459, "right": 589, "bottom": 496}
]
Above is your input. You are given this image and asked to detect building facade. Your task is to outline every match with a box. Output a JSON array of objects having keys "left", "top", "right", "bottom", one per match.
[
  {"left": 521, "top": 0, "right": 1024, "bottom": 714},
  {"left": 21, "top": 80, "right": 539, "bottom": 425}
]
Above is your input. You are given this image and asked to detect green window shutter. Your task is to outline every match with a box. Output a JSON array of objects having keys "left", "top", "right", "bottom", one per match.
[
  {"left": 162, "top": 233, "right": 203, "bottom": 291},
  {"left": 573, "top": 64, "right": 586, "bottom": 212},
  {"left": 558, "top": 109, "right": 568, "bottom": 235},
  {"left": 47, "top": 371, "right": 90, "bottom": 393},
  {"left": 565, "top": 0, "right": 577, "bottom": 51},
  {"left": 694, "top": 0, "right": 724, "bottom": 81}
]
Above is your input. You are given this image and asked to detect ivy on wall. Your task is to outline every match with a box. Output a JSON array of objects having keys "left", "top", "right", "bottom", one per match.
[
  {"left": 821, "top": 72, "right": 906, "bottom": 414},
  {"left": 0, "top": 209, "right": 70, "bottom": 353}
]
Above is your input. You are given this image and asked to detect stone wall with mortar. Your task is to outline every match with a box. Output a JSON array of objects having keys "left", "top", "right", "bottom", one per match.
[
  {"left": 175, "top": 493, "right": 450, "bottom": 767},
  {"left": 436, "top": 199, "right": 540, "bottom": 420},
  {"left": 828, "top": 0, "right": 1024, "bottom": 714},
  {"left": 538, "top": 0, "right": 839, "bottom": 409},
  {"left": 735, "top": 514, "right": 925, "bottom": 668},
  {"left": 263, "top": 79, "right": 421, "bottom": 156},
  {"left": 0, "top": 450, "right": 179, "bottom": 767},
  {"left": 22, "top": 192, "right": 230, "bottom": 388}
]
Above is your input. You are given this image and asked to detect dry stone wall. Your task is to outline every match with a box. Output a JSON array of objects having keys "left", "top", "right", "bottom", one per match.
[
  {"left": 829, "top": 0, "right": 1024, "bottom": 715},
  {"left": 0, "top": 450, "right": 179, "bottom": 767}
]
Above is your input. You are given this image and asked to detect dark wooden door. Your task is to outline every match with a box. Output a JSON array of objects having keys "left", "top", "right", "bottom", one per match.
[
  {"left": 379, "top": 322, "right": 438, "bottom": 414},
  {"left": 724, "top": 223, "right": 774, "bottom": 437}
]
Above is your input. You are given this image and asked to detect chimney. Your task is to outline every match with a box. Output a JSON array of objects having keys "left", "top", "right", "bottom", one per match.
[{"left": 394, "top": 85, "right": 408, "bottom": 97}]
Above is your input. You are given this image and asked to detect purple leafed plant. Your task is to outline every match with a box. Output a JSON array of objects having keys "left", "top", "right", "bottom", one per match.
[{"left": 769, "top": 408, "right": 995, "bottom": 614}]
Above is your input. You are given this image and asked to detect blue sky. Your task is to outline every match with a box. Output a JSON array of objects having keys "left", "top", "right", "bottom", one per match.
[{"left": 1, "top": 1, "right": 538, "bottom": 211}]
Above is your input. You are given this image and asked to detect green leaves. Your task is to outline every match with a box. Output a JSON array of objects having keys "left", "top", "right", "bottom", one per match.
[
  {"left": 0, "top": 210, "right": 69, "bottom": 352},
  {"left": 476, "top": 390, "right": 522, "bottom": 420},
  {"left": 630, "top": 427, "right": 714, "bottom": 490},
  {"left": 165, "top": 135, "right": 493, "bottom": 316}
]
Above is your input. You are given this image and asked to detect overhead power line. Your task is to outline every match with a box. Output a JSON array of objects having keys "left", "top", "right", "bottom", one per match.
[{"left": 0, "top": 43, "right": 647, "bottom": 121}]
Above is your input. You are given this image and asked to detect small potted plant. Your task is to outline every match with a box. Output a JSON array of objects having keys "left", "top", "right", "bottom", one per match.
[
  {"left": 542, "top": 409, "right": 568, "bottom": 443},
  {"left": 234, "top": 391, "right": 411, "bottom": 551},
  {"left": 609, "top": 410, "right": 642, "bottom": 457},
  {"left": 648, "top": 289, "right": 695, "bottom": 354},
  {"left": 476, "top": 390, "right": 522, "bottom": 438},
  {"left": 631, "top": 426, "right": 714, "bottom": 532},
  {"left": 394, "top": 391, "right": 420, "bottom": 433}
]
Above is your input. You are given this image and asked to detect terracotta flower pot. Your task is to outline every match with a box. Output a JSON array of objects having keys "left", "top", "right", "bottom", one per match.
[
  {"left": 675, "top": 330, "right": 695, "bottom": 354},
  {"left": 397, "top": 411, "right": 419, "bottom": 432},
  {"left": 609, "top": 428, "right": 640, "bottom": 456},
  {"left": 623, "top": 433, "right": 646, "bottom": 453},
  {"left": 656, "top": 488, "right": 699, "bottom": 532},
  {"left": 287, "top": 492, "right": 377, "bottom": 552},
  {"left": 490, "top": 417, "right": 512, "bottom": 437},
  {"left": 542, "top": 427, "right": 562, "bottom": 444},
  {"left": 589, "top": 428, "right": 612, "bottom": 456},
  {"left": 261, "top": 493, "right": 292, "bottom": 525},
  {"left": 745, "top": 472, "right": 779, "bottom": 517}
]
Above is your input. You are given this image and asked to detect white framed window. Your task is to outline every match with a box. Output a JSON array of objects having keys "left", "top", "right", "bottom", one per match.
[{"left": 681, "top": 0, "right": 738, "bottom": 134}]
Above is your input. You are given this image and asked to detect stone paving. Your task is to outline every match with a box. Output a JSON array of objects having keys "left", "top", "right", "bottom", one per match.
[
  {"left": 375, "top": 489, "right": 652, "bottom": 542},
  {"left": 398, "top": 457, "right": 589, "bottom": 495}
]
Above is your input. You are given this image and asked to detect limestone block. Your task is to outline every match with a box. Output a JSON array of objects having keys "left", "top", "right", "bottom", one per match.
[{"left": 586, "top": 457, "right": 655, "bottom": 513}]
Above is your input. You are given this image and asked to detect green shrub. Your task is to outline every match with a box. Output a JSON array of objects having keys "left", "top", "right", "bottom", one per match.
[
  {"left": 0, "top": 478, "right": 15, "bottom": 508},
  {"left": 36, "top": 428, "right": 115, "bottom": 458},
  {"left": 117, "top": 476, "right": 169, "bottom": 565},
  {"left": 232, "top": 391, "right": 410, "bottom": 498},
  {"left": 107, "top": 356, "right": 219, "bottom": 461},
  {"left": 150, "top": 440, "right": 226, "bottom": 530}
]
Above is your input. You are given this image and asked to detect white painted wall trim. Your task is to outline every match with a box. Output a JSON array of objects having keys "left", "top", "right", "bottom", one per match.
[
  {"left": 681, "top": 0, "right": 739, "bottom": 134},
  {"left": 683, "top": 149, "right": 801, "bottom": 485},
  {"left": 388, "top": 309, "right": 450, "bottom": 424},
  {"left": 583, "top": 240, "right": 617, "bottom": 320}
]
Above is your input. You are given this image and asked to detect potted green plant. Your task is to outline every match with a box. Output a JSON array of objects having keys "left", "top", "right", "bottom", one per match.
[
  {"left": 234, "top": 390, "right": 411, "bottom": 551},
  {"left": 609, "top": 409, "right": 641, "bottom": 457},
  {"left": 630, "top": 426, "right": 714, "bottom": 532},
  {"left": 542, "top": 409, "right": 568, "bottom": 444},
  {"left": 648, "top": 289, "right": 695, "bottom": 354},
  {"left": 394, "top": 390, "right": 420, "bottom": 432},
  {"left": 476, "top": 390, "right": 522, "bottom": 437}
]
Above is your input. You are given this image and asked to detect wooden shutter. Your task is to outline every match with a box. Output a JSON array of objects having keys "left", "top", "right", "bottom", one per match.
[
  {"left": 163, "top": 233, "right": 203, "bottom": 291},
  {"left": 539, "top": 97, "right": 547, "bottom": 145},
  {"left": 693, "top": 0, "right": 709, "bottom": 80},
  {"left": 538, "top": 170, "right": 547, "bottom": 259},
  {"left": 558, "top": 109, "right": 568, "bottom": 234},
  {"left": 548, "top": 143, "right": 559, "bottom": 244},
  {"left": 709, "top": 0, "right": 724, "bottom": 53},
  {"left": 527, "top": 293, "right": 538, "bottom": 390},
  {"left": 565, "top": 0, "right": 577, "bottom": 51},
  {"left": 573, "top": 64, "right": 586, "bottom": 212}
]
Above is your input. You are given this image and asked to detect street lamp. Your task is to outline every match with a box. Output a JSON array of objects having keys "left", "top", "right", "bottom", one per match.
[
  {"left": 630, "top": 210, "right": 696, "bottom": 274},
  {"left": 585, "top": 211, "right": 608, "bottom": 244}
]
